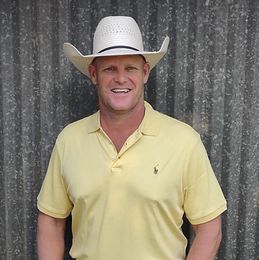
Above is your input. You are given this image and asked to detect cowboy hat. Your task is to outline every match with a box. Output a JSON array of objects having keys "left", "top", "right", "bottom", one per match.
[{"left": 63, "top": 16, "right": 169, "bottom": 77}]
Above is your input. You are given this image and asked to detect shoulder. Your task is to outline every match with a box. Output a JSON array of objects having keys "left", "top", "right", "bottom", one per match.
[
  {"left": 156, "top": 110, "right": 200, "bottom": 142},
  {"left": 57, "top": 112, "right": 99, "bottom": 145},
  {"left": 144, "top": 102, "right": 200, "bottom": 149},
  {"left": 151, "top": 110, "right": 204, "bottom": 157}
]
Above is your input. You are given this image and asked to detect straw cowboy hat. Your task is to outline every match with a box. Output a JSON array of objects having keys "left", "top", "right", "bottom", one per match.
[{"left": 63, "top": 16, "right": 170, "bottom": 77}]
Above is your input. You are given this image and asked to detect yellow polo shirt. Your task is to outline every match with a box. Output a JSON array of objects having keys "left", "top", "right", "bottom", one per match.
[{"left": 37, "top": 102, "right": 227, "bottom": 260}]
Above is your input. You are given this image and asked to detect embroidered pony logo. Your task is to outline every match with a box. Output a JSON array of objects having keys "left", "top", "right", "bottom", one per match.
[{"left": 153, "top": 164, "right": 159, "bottom": 174}]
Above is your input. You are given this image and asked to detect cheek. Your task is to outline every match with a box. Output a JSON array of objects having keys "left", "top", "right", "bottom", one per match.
[
  {"left": 98, "top": 74, "right": 113, "bottom": 84},
  {"left": 127, "top": 73, "right": 141, "bottom": 83},
  {"left": 96, "top": 77, "right": 112, "bottom": 93},
  {"left": 135, "top": 75, "right": 147, "bottom": 86}
]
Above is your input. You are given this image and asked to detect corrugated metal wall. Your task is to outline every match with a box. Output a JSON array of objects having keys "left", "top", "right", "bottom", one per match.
[{"left": 0, "top": 0, "right": 258, "bottom": 259}]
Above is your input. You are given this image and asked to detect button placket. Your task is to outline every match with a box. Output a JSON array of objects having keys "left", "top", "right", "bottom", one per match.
[
  {"left": 119, "top": 130, "right": 142, "bottom": 156},
  {"left": 110, "top": 156, "right": 122, "bottom": 175}
]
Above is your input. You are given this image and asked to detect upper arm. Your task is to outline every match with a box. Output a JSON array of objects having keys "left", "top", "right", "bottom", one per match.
[
  {"left": 192, "top": 215, "right": 222, "bottom": 236},
  {"left": 37, "top": 211, "right": 66, "bottom": 234},
  {"left": 37, "top": 212, "right": 67, "bottom": 259}
]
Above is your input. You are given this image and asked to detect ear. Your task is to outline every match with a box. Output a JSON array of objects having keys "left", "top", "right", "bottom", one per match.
[
  {"left": 88, "top": 64, "right": 97, "bottom": 85},
  {"left": 143, "top": 63, "right": 150, "bottom": 84}
]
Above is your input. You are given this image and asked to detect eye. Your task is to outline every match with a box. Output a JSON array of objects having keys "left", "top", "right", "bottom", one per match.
[
  {"left": 126, "top": 66, "right": 138, "bottom": 72},
  {"left": 103, "top": 66, "right": 115, "bottom": 72}
]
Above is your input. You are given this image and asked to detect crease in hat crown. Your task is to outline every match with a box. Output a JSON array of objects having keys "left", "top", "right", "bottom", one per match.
[
  {"left": 93, "top": 16, "right": 144, "bottom": 54},
  {"left": 63, "top": 15, "right": 170, "bottom": 77}
]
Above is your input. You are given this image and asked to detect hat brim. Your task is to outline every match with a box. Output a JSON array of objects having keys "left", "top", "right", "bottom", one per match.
[{"left": 63, "top": 36, "right": 169, "bottom": 77}]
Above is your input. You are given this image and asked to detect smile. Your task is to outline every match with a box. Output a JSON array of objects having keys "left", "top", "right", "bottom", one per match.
[{"left": 111, "top": 88, "right": 131, "bottom": 93}]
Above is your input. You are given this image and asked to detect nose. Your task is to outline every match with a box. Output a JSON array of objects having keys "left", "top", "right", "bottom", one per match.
[{"left": 114, "top": 70, "right": 127, "bottom": 84}]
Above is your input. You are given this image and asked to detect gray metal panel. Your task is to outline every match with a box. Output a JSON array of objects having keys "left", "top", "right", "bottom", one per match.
[{"left": 0, "top": 0, "right": 258, "bottom": 259}]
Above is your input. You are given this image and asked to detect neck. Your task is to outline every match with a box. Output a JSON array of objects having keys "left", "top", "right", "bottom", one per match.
[{"left": 99, "top": 104, "right": 145, "bottom": 152}]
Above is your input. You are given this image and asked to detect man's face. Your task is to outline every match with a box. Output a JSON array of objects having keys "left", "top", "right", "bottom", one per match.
[{"left": 88, "top": 55, "right": 150, "bottom": 114}]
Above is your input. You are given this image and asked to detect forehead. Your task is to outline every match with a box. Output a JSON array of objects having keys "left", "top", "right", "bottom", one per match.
[{"left": 93, "top": 55, "right": 146, "bottom": 66}]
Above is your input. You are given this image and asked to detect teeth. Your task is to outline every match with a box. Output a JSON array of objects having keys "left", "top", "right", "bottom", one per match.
[{"left": 111, "top": 88, "right": 130, "bottom": 93}]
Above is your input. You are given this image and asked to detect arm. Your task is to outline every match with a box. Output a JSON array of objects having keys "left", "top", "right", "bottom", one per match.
[
  {"left": 37, "top": 211, "right": 66, "bottom": 260},
  {"left": 186, "top": 215, "right": 222, "bottom": 260}
]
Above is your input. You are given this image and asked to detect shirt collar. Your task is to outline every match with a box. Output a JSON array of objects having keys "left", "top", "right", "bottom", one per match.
[
  {"left": 86, "top": 101, "right": 160, "bottom": 136},
  {"left": 86, "top": 110, "right": 101, "bottom": 133},
  {"left": 140, "top": 101, "right": 160, "bottom": 136}
]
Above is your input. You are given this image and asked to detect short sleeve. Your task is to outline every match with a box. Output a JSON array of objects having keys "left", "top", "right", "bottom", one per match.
[
  {"left": 183, "top": 137, "right": 227, "bottom": 225},
  {"left": 37, "top": 142, "right": 73, "bottom": 218}
]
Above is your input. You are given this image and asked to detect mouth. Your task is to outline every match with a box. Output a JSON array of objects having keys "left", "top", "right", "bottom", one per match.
[{"left": 111, "top": 88, "right": 131, "bottom": 94}]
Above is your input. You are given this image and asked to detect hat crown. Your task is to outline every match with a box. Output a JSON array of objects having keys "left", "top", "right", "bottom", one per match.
[{"left": 93, "top": 16, "right": 144, "bottom": 54}]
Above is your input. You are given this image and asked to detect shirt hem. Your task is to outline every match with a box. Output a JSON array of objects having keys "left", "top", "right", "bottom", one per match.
[
  {"left": 37, "top": 200, "right": 71, "bottom": 219},
  {"left": 188, "top": 203, "right": 227, "bottom": 225}
]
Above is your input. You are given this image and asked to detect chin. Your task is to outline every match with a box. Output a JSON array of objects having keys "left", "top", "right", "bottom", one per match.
[
  {"left": 101, "top": 97, "right": 142, "bottom": 113},
  {"left": 110, "top": 105, "right": 131, "bottom": 112},
  {"left": 109, "top": 100, "right": 134, "bottom": 111}
]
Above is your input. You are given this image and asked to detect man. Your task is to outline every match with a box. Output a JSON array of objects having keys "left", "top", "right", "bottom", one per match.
[{"left": 37, "top": 16, "right": 227, "bottom": 260}]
